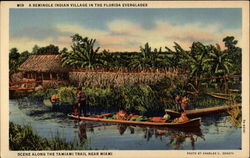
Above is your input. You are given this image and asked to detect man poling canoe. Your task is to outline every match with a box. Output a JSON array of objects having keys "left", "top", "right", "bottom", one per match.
[{"left": 76, "top": 87, "right": 87, "bottom": 117}]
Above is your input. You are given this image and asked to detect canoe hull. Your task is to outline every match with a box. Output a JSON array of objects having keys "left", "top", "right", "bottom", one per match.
[
  {"left": 68, "top": 114, "right": 201, "bottom": 128},
  {"left": 165, "top": 105, "right": 241, "bottom": 118}
]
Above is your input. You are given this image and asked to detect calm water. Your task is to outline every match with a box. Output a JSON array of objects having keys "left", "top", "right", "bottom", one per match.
[{"left": 9, "top": 98, "right": 241, "bottom": 150}]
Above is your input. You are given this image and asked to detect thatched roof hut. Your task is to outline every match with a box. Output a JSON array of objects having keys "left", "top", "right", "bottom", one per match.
[
  {"left": 18, "top": 55, "right": 70, "bottom": 72},
  {"left": 18, "top": 55, "right": 71, "bottom": 81}
]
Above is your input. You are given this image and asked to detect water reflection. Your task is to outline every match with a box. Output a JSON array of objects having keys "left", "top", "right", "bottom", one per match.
[
  {"left": 141, "top": 126, "right": 203, "bottom": 150},
  {"left": 75, "top": 120, "right": 204, "bottom": 150},
  {"left": 128, "top": 126, "right": 135, "bottom": 134},
  {"left": 117, "top": 124, "right": 128, "bottom": 135},
  {"left": 143, "top": 127, "right": 154, "bottom": 141},
  {"left": 164, "top": 128, "right": 203, "bottom": 150},
  {"left": 10, "top": 99, "right": 241, "bottom": 150},
  {"left": 79, "top": 122, "right": 87, "bottom": 143}
]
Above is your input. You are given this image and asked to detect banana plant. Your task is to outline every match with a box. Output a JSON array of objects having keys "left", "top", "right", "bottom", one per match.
[
  {"left": 204, "top": 44, "right": 233, "bottom": 91},
  {"left": 165, "top": 42, "right": 186, "bottom": 69},
  {"left": 184, "top": 42, "right": 209, "bottom": 80},
  {"left": 205, "top": 44, "right": 233, "bottom": 76},
  {"left": 129, "top": 43, "right": 162, "bottom": 69},
  {"left": 62, "top": 34, "right": 102, "bottom": 68}
]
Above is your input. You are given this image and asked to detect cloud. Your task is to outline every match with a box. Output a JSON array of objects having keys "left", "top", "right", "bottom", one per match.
[
  {"left": 55, "top": 24, "right": 108, "bottom": 39},
  {"left": 10, "top": 19, "right": 241, "bottom": 52},
  {"left": 10, "top": 27, "right": 61, "bottom": 41},
  {"left": 107, "top": 20, "right": 142, "bottom": 35}
]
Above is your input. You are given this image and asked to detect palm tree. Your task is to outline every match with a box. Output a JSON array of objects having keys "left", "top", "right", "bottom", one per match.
[
  {"left": 205, "top": 44, "right": 233, "bottom": 76},
  {"left": 129, "top": 43, "right": 161, "bottom": 69},
  {"left": 165, "top": 42, "right": 186, "bottom": 69},
  {"left": 222, "top": 36, "right": 241, "bottom": 75},
  {"left": 100, "top": 49, "right": 113, "bottom": 68},
  {"left": 204, "top": 44, "right": 233, "bottom": 91},
  {"left": 183, "top": 42, "right": 209, "bottom": 80},
  {"left": 172, "top": 42, "right": 209, "bottom": 92},
  {"left": 9, "top": 48, "right": 20, "bottom": 74},
  {"left": 62, "top": 34, "right": 102, "bottom": 68}
]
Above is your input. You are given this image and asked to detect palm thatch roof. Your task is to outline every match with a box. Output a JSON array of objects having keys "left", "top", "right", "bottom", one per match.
[{"left": 18, "top": 55, "right": 70, "bottom": 72}]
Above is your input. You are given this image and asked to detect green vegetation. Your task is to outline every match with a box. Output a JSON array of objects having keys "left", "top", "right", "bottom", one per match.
[
  {"left": 57, "top": 87, "right": 76, "bottom": 104},
  {"left": 30, "top": 88, "right": 57, "bottom": 100},
  {"left": 10, "top": 34, "right": 241, "bottom": 115},
  {"left": 9, "top": 48, "right": 29, "bottom": 75},
  {"left": 129, "top": 42, "right": 163, "bottom": 68},
  {"left": 85, "top": 87, "right": 120, "bottom": 110},
  {"left": 11, "top": 34, "right": 241, "bottom": 78},
  {"left": 61, "top": 34, "right": 102, "bottom": 68},
  {"left": 9, "top": 122, "right": 87, "bottom": 150},
  {"left": 120, "top": 84, "right": 163, "bottom": 115},
  {"left": 30, "top": 84, "right": 172, "bottom": 115}
]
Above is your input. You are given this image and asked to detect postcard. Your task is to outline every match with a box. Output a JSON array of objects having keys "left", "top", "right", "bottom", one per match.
[{"left": 1, "top": 1, "right": 249, "bottom": 158}]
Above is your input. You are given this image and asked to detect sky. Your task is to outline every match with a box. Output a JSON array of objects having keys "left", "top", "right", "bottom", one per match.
[{"left": 10, "top": 8, "right": 242, "bottom": 52}]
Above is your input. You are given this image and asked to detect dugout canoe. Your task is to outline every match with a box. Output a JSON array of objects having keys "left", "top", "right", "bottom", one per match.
[
  {"left": 165, "top": 104, "right": 241, "bottom": 118},
  {"left": 68, "top": 114, "right": 201, "bottom": 128}
]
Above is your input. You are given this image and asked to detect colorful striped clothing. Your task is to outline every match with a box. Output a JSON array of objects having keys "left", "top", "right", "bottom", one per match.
[{"left": 77, "top": 91, "right": 86, "bottom": 102}]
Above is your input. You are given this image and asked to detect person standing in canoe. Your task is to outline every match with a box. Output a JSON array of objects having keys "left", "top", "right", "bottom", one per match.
[
  {"left": 175, "top": 95, "right": 182, "bottom": 112},
  {"left": 175, "top": 95, "right": 189, "bottom": 112},
  {"left": 181, "top": 96, "right": 189, "bottom": 111},
  {"left": 77, "top": 87, "right": 87, "bottom": 117}
]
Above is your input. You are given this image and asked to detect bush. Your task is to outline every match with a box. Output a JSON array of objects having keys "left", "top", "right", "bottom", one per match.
[
  {"left": 28, "top": 84, "right": 176, "bottom": 116},
  {"left": 30, "top": 88, "right": 57, "bottom": 100},
  {"left": 85, "top": 87, "right": 121, "bottom": 113},
  {"left": 30, "top": 90, "right": 46, "bottom": 100},
  {"left": 44, "top": 89, "right": 58, "bottom": 99},
  {"left": 57, "top": 87, "right": 77, "bottom": 104},
  {"left": 9, "top": 122, "right": 86, "bottom": 150},
  {"left": 120, "top": 84, "right": 164, "bottom": 116}
]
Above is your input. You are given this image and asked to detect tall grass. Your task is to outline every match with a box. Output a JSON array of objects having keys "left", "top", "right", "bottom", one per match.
[
  {"left": 226, "top": 97, "right": 242, "bottom": 127},
  {"left": 189, "top": 94, "right": 227, "bottom": 109},
  {"left": 9, "top": 122, "right": 87, "bottom": 150},
  {"left": 69, "top": 70, "right": 185, "bottom": 88}
]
